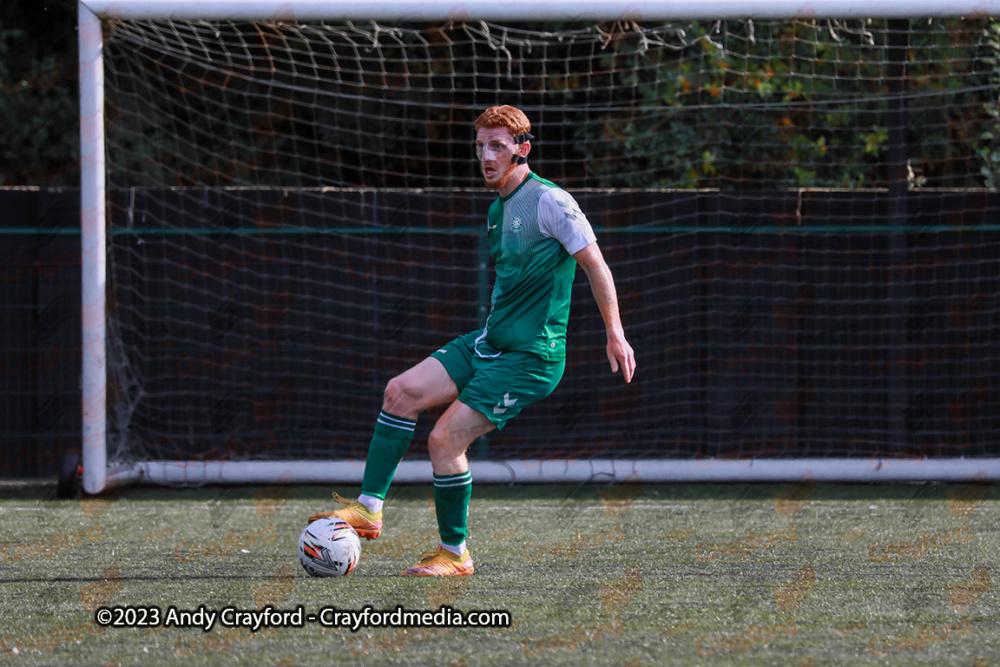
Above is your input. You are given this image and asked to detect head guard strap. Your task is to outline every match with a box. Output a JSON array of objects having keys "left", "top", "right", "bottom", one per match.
[{"left": 512, "top": 132, "right": 534, "bottom": 164}]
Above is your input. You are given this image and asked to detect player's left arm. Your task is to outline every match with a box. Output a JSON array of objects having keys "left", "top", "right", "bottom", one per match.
[{"left": 573, "top": 242, "right": 636, "bottom": 383}]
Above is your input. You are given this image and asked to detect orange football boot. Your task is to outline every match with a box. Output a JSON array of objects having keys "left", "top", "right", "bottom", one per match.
[
  {"left": 401, "top": 546, "right": 474, "bottom": 576},
  {"left": 308, "top": 492, "right": 382, "bottom": 540}
]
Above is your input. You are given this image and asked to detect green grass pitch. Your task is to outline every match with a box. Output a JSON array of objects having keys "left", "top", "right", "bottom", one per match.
[{"left": 0, "top": 479, "right": 996, "bottom": 665}]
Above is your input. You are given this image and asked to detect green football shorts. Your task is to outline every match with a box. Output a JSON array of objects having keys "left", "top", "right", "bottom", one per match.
[{"left": 431, "top": 329, "right": 565, "bottom": 430}]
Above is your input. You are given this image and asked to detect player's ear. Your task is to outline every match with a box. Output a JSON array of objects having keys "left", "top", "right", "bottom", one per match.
[
  {"left": 512, "top": 131, "right": 533, "bottom": 164},
  {"left": 512, "top": 141, "right": 530, "bottom": 165}
]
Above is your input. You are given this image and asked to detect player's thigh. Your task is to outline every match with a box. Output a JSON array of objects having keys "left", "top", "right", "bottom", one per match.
[
  {"left": 428, "top": 400, "right": 496, "bottom": 472},
  {"left": 383, "top": 356, "right": 459, "bottom": 414},
  {"left": 458, "top": 351, "right": 565, "bottom": 432}
]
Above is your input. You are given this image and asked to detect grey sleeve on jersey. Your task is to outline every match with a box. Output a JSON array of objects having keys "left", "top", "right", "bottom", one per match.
[{"left": 537, "top": 188, "right": 597, "bottom": 255}]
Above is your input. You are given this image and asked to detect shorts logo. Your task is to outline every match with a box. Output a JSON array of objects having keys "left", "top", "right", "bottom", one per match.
[
  {"left": 511, "top": 216, "right": 523, "bottom": 232},
  {"left": 493, "top": 392, "right": 518, "bottom": 415}
]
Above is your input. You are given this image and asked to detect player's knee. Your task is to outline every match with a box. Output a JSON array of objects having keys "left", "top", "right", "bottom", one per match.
[
  {"left": 382, "top": 376, "right": 405, "bottom": 408},
  {"left": 383, "top": 375, "right": 419, "bottom": 416},
  {"left": 427, "top": 424, "right": 451, "bottom": 456},
  {"left": 427, "top": 426, "right": 448, "bottom": 457},
  {"left": 428, "top": 426, "right": 468, "bottom": 474}
]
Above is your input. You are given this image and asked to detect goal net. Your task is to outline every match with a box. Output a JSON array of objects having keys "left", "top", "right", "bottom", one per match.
[{"left": 81, "top": 2, "right": 1000, "bottom": 489}]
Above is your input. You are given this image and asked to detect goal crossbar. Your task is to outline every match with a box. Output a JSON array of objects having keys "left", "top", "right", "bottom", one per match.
[{"left": 81, "top": 0, "right": 1000, "bottom": 21}]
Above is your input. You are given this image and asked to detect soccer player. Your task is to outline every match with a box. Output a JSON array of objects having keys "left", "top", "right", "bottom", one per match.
[{"left": 309, "top": 105, "right": 635, "bottom": 576}]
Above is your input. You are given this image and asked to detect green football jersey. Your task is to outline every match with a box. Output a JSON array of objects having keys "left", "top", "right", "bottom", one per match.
[{"left": 476, "top": 173, "right": 596, "bottom": 361}]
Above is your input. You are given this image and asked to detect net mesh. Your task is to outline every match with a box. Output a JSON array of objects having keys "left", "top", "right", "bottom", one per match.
[{"left": 101, "top": 17, "right": 999, "bottom": 465}]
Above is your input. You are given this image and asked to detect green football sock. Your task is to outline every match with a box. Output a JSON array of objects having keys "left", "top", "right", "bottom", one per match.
[
  {"left": 360, "top": 411, "right": 416, "bottom": 500},
  {"left": 433, "top": 471, "right": 473, "bottom": 547}
]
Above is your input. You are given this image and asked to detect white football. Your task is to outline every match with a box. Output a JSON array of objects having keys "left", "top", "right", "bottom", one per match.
[{"left": 298, "top": 517, "right": 361, "bottom": 577}]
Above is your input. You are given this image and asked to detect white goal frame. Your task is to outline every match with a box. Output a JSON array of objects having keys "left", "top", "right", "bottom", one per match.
[{"left": 79, "top": 0, "right": 1000, "bottom": 493}]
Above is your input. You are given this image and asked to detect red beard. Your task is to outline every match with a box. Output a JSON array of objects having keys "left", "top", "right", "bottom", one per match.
[{"left": 482, "top": 159, "right": 517, "bottom": 191}]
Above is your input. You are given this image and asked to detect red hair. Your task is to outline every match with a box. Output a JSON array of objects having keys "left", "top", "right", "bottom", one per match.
[{"left": 474, "top": 105, "right": 531, "bottom": 137}]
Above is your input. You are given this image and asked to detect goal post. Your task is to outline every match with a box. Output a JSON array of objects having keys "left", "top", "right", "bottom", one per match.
[
  {"left": 80, "top": 1, "right": 107, "bottom": 495},
  {"left": 79, "top": 0, "right": 1000, "bottom": 493}
]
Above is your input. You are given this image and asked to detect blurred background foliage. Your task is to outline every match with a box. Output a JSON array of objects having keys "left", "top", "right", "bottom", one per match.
[
  {"left": 1, "top": 0, "right": 79, "bottom": 187},
  {"left": 1, "top": 3, "right": 998, "bottom": 190}
]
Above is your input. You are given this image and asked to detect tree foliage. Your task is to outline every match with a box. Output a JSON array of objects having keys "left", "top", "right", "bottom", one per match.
[
  {"left": 573, "top": 19, "right": 998, "bottom": 190},
  {"left": 0, "top": 1, "right": 78, "bottom": 187},
  {"left": 3, "top": 10, "right": 998, "bottom": 191}
]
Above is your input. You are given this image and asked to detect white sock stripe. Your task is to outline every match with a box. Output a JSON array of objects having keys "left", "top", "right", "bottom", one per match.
[
  {"left": 434, "top": 479, "right": 473, "bottom": 488},
  {"left": 377, "top": 414, "right": 416, "bottom": 432},
  {"left": 433, "top": 471, "right": 472, "bottom": 481},
  {"left": 433, "top": 473, "right": 472, "bottom": 487},
  {"left": 379, "top": 411, "right": 416, "bottom": 427},
  {"left": 376, "top": 418, "right": 415, "bottom": 432}
]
